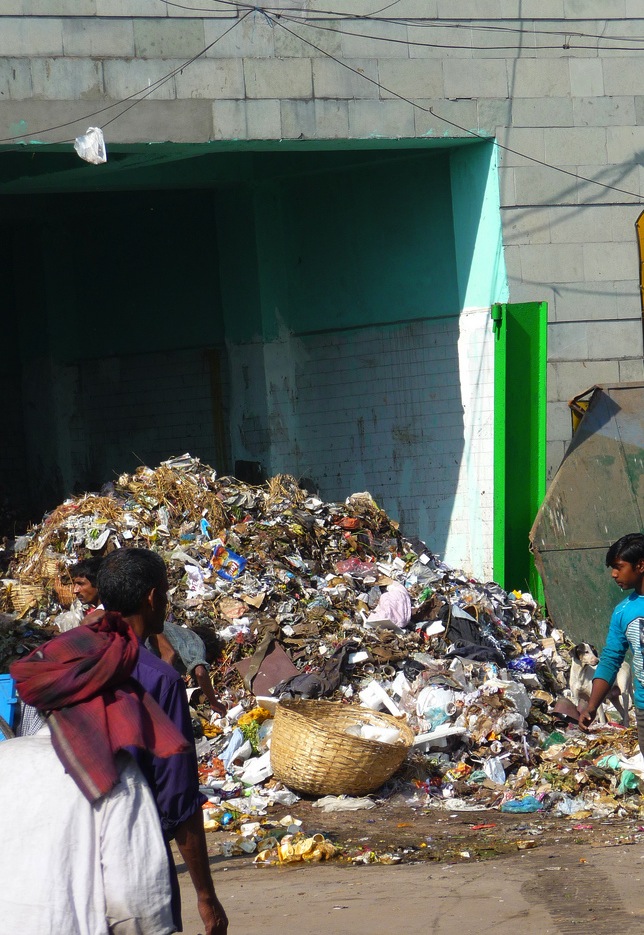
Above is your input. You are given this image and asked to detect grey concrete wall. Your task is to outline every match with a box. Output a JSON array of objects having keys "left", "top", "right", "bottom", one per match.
[{"left": 2, "top": 0, "right": 644, "bottom": 478}]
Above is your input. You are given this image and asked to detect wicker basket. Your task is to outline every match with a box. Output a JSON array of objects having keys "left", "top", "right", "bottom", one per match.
[
  {"left": 10, "top": 582, "right": 44, "bottom": 617},
  {"left": 53, "top": 577, "right": 75, "bottom": 609},
  {"left": 270, "top": 699, "right": 414, "bottom": 797},
  {"left": 41, "top": 553, "right": 63, "bottom": 578}
]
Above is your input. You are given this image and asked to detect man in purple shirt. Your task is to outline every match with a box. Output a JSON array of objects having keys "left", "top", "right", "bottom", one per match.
[{"left": 96, "top": 548, "right": 228, "bottom": 935}]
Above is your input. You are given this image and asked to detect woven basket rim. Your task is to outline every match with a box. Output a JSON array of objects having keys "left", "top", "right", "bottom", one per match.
[
  {"left": 270, "top": 699, "right": 413, "bottom": 796},
  {"left": 275, "top": 699, "right": 413, "bottom": 747}
]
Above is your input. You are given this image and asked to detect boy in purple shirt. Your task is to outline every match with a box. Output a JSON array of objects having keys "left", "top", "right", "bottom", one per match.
[{"left": 97, "top": 548, "right": 227, "bottom": 935}]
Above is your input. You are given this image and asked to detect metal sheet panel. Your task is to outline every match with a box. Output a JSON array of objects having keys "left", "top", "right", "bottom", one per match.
[{"left": 531, "top": 384, "right": 644, "bottom": 644}]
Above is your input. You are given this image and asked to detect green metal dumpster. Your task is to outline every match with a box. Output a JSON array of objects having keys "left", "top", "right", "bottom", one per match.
[{"left": 530, "top": 383, "right": 644, "bottom": 647}]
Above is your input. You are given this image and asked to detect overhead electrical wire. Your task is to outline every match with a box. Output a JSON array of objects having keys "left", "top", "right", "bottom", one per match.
[
  {"left": 0, "top": 10, "right": 251, "bottom": 144},
  {"left": 0, "top": 0, "right": 641, "bottom": 203},
  {"left": 155, "top": 0, "right": 644, "bottom": 49},
  {"left": 156, "top": 0, "right": 644, "bottom": 45},
  {"left": 266, "top": 10, "right": 644, "bottom": 52},
  {"left": 266, "top": 11, "right": 643, "bottom": 202}
]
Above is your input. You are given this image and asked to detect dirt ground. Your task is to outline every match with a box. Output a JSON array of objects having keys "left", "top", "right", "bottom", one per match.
[{"left": 175, "top": 803, "right": 644, "bottom": 934}]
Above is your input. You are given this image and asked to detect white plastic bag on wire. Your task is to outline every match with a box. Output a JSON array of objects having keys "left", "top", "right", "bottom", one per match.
[{"left": 74, "top": 127, "right": 107, "bottom": 165}]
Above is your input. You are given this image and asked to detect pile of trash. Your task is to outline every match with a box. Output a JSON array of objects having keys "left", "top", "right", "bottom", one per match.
[{"left": 1, "top": 453, "right": 640, "bottom": 823}]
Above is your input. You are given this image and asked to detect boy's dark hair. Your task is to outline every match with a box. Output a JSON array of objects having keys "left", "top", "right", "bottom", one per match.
[
  {"left": 190, "top": 623, "right": 223, "bottom": 664},
  {"left": 606, "top": 533, "right": 644, "bottom": 568},
  {"left": 97, "top": 548, "right": 167, "bottom": 616},
  {"left": 69, "top": 556, "right": 104, "bottom": 585}
]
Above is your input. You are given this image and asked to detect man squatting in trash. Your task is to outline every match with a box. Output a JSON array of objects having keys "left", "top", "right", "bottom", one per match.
[
  {"left": 11, "top": 557, "right": 106, "bottom": 739},
  {"left": 148, "top": 620, "right": 227, "bottom": 718},
  {"left": 74, "top": 556, "right": 227, "bottom": 718},
  {"left": 578, "top": 533, "right": 644, "bottom": 746},
  {"left": 71, "top": 555, "right": 104, "bottom": 610},
  {"left": 18, "top": 548, "right": 228, "bottom": 935}
]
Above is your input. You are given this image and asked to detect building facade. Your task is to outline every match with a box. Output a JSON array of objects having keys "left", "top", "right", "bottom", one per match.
[{"left": 1, "top": 1, "right": 642, "bottom": 584}]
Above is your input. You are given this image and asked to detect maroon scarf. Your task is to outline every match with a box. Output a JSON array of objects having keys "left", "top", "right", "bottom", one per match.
[{"left": 11, "top": 612, "right": 189, "bottom": 803}]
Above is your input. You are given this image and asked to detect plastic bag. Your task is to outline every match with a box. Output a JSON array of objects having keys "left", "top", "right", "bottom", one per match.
[
  {"left": 335, "top": 557, "right": 375, "bottom": 577},
  {"left": 482, "top": 756, "right": 506, "bottom": 785},
  {"left": 508, "top": 655, "right": 537, "bottom": 673},
  {"left": 74, "top": 127, "right": 107, "bottom": 165},
  {"left": 210, "top": 543, "right": 246, "bottom": 580},
  {"left": 500, "top": 795, "right": 543, "bottom": 813},
  {"left": 54, "top": 599, "right": 85, "bottom": 632},
  {"left": 416, "top": 686, "right": 456, "bottom": 722}
]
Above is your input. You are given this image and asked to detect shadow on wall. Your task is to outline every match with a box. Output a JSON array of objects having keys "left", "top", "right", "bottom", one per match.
[
  {"left": 229, "top": 317, "right": 469, "bottom": 567},
  {"left": 70, "top": 347, "right": 229, "bottom": 492}
]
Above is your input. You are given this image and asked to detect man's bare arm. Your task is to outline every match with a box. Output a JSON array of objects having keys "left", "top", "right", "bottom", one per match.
[
  {"left": 192, "top": 665, "right": 227, "bottom": 718},
  {"left": 174, "top": 810, "right": 228, "bottom": 935},
  {"left": 578, "top": 678, "right": 611, "bottom": 730}
]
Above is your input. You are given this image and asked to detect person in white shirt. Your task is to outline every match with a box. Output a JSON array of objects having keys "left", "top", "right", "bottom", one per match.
[{"left": 0, "top": 726, "right": 175, "bottom": 935}]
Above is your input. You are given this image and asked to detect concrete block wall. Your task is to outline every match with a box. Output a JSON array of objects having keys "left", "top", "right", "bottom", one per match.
[{"left": 2, "top": 0, "right": 644, "bottom": 480}]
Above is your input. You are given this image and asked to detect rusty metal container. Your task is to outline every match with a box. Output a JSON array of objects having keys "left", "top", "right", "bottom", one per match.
[{"left": 530, "top": 383, "right": 644, "bottom": 647}]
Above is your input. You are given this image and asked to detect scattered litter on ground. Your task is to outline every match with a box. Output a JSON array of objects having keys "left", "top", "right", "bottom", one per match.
[{"left": 2, "top": 452, "right": 643, "bottom": 864}]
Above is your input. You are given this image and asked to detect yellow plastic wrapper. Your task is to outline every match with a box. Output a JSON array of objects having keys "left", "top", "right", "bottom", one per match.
[
  {"left": 254, "top": 832, "right": 336, "bottom": 866},
  {"left": 237, "top": 707, "right": 271, "bottom": 728}
]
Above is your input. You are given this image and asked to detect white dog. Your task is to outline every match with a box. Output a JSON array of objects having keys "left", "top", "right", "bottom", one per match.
[{"left": 569, "top": 642, "right": 633, "bottom": 727}]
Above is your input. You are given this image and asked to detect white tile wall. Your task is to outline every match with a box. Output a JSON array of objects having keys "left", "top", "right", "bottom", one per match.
[{"left": 231, "top": 311, "right": 495, "bottom": 577}]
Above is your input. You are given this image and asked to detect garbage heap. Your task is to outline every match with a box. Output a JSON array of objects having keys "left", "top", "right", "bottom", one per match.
[{"left": 1, "top": 454, "right": 640, "bottom": 834}]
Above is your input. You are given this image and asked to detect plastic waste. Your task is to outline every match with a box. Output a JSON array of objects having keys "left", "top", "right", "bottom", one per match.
[
  {"left": 220, "top": 728, "right": 245, "bottom": 768},
  {"left": 358, "top": 680, "right": 401, "bottom": 716},
  {"left": 543, "top": 730, "right": 566, "bottom": 749},
  {"left": 618, "top": 770, "right": 640, "bottom": 795},
  {"left": 345, "top": 722, "right": 401, "bottom": 744},
  {"left": 210, "top": 543, "right": 246, "bottom": 580},
  {"left": 508, "top": 655, "right": 537, "bottom": 673},
  {"left": 500, "top": 796, "right": 543, "bottom": 813},
  {"left": 482, "top": 756, "right": 506, "bottom": 785},
  {"left": 553, "top": 795, "right": 587, "bottom": 816},
  {"left": 313, "top": 795, "right": 377, "bottom": 812},
  {"left": 74, "top": 127, "right": 107, "bottom": 165},
  {"left": 238, "top": 751, "right": 273, "bottom": 786},
  {"left": 416, "top": 686, "right": 457, "bottom": 721},
  {"left": 335, "top": 558, "right": 375, "bottom": 577},
  {"left": 54, "top": 599, "right": 85, "bottom": 632}
]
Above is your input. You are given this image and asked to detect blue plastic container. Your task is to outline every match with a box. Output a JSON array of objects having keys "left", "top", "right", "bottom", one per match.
[{"left": 0, "top": 674, "right": 18, "bottom": 732}]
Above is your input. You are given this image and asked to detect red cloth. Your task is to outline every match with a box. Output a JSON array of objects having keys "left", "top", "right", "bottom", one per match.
[{"left": 11, "top": 612, "right": 190, "bottom": 803}]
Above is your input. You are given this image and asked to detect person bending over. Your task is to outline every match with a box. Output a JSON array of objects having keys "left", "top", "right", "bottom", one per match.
[
  {"left": 579, "top": 532, "right": 644, "bottom": 750},
  {"left": 149, "top": 620, "right": 227, "bottom": 718}
]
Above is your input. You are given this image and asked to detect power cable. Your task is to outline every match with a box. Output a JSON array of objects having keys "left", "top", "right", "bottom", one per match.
[
  {"left": 266, "top": 13, "right": 643, "bottom": 202},
  {"left": 272, "top": 10, "right": 644, "bottom": 52},
  {"left": 1, "top": 0, "right": 642, "bottom": 203},
  {"left": 156, "top": 0, "right": 644, "bottom": 44},
  {"left": 0, "top": 11, "right": 250, "bottom": 145}
]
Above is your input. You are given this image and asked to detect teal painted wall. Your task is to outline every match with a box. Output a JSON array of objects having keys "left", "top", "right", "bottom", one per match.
[
  {"left": 2, "top": 141, "right": 504, "bottom": 543},
  {"left": 3, "top": 189, "right": 227, "bottom": 517},
  {"left": 450, "top": 142, "right": 508, "bottom": 310},
  {"left": 219, "top": 150, "right": 462, "bottom": 343}
]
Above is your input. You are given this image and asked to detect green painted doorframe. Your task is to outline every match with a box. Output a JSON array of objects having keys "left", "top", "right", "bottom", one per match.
[{"left": 492, "top": 301, "right": 548, "bottom": 600}]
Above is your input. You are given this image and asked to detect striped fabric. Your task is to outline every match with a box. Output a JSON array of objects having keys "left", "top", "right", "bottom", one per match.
[{"left": 10, "top": 612, "right": 189, "bottom": 802}]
